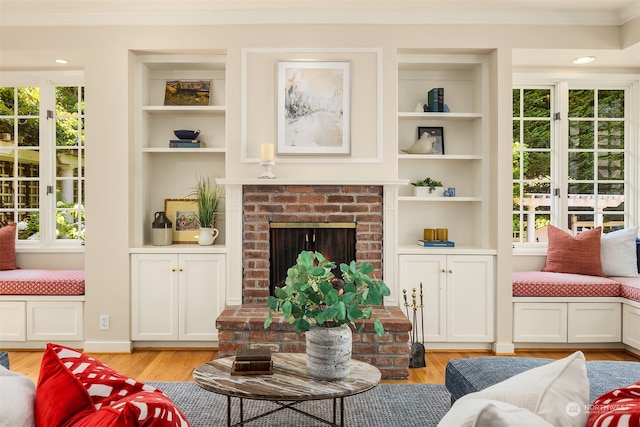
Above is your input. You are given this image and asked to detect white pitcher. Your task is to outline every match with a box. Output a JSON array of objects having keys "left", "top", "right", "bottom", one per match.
[{"left": 197, "top": 228, "right": 219, "bottom": 246}]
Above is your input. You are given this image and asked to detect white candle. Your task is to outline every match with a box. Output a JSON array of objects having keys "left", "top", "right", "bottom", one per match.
[{"left": 260, "top": 143, "right": 274, "bottom": 161}]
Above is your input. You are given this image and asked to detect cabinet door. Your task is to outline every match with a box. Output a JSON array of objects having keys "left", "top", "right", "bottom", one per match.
[
  {"left": 398, "top": 254, "right": 446, "bottom": 341},
  {"left": 179, "top": 254, "right": 225, "bottom": 341},
  {"left": 446, "top": 255, "right": 494, "bottom": 342},
  {"left": 0, "top": 301, "right": 26, "bottom": 342},
  {"left": 131, "top": 254, "right": 179, "bottom": 340},
  {"left": 513, "top": 302, "right": 567, "bottom": 343},
  {"left": 568, "top": 302, "right": 621, "bottom": 343},
  {"left": 623, "top": 303, "right": 640, "bottom": 350}
]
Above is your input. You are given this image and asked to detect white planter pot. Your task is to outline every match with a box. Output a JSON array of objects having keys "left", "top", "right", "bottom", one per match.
[
  {"left": 197, "top": 227, "right": 219, "bottom": 246},
  {"left": 305, "top": 324, "right": 352, "bottom": 381},
  {"left": 414, "top": 186, "right": 444, "bottom": 197}
]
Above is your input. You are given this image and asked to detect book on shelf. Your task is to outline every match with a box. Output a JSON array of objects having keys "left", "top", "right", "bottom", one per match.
[
  {"left": 417, "top": 240, "right": 455, "bottom": 247},
  {"left": 169, "top": 140, "right": 202, "bottom": 148},
  {"left": 427, "top": 88, "right": 444, "bottom": 112}
]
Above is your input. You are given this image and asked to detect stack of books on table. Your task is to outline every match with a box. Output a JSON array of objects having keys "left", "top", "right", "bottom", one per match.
[
  {"left": 231, "top": 348, "right": 273, "bottom": 375},
  {"left": 169, "top": 140, "right": 203, "bottom": 148},
  {"left": 417, "top": 240, "right": 455, "bottom": 247}
]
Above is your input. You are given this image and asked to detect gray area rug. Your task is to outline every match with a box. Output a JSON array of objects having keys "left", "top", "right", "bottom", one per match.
[{"left": 148, "top": 382, "right": 451, "bottom": 427}]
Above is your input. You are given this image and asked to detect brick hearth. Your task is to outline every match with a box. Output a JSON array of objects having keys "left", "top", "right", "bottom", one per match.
[{"left": 216, "top": 304, "right": 412, "bottom": 380}]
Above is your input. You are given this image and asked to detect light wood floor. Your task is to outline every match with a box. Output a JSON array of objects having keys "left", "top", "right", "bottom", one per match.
[{"left": 6, "top": 348, "right": 639, "bottom": 385}]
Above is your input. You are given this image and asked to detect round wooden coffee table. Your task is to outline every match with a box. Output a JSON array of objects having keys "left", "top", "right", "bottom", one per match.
[{"left": 192, "top": 352, "right": 381, "bottom": 427}]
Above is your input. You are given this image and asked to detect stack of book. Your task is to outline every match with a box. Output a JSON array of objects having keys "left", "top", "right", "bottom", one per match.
[
  {"left": 427, "top": 87, "right": 445, "bottom": 112},
  {"left": 169, "top": 139, "right": 203, "bottom": 148},
  {"left": 231, "top": 348, "right": 273, "bottom": 375},
  {"left": 417, "top": 240, "right": 455, "bottom": 247}
]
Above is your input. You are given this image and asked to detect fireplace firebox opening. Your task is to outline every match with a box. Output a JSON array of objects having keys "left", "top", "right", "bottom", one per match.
[{"left": 269, "top": 222, "right": 356, "bottom": 296}]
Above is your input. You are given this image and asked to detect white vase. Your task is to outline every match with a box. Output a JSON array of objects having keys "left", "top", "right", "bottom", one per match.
[
  {"left": 197, "top": 228, "right": 219, "bottom": 246},
  {"left": 305, "top": 324, "right": 352, "bottom": 381}
]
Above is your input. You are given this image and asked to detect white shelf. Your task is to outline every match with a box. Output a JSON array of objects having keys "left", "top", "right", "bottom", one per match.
[
  {"left": 398, "top": 245, "right": 497, "bottom": 255},
  {"left": 398, "top": 154, "right": 482, "bottom": 160},
  {"left": 398, "top": 112, "right": 482, "bottom": 120},
  {"left": 142, "top": 105, "right": 226, "bottom": 114},
  {"left": 142, "top": 148, "right": 226, "bottom": 154},
  {"left": 398, "top": 196, "right": 482, "bottom": 202}
]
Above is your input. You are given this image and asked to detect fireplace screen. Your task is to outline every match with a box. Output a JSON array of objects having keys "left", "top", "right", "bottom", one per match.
[{"left": 269, "top": 222, "right": 356, "bottom": 296}]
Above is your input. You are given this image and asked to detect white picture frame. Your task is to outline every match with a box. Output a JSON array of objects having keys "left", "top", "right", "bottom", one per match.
[{"left": 277, "top": 61, "right": 350, "bottom": 155}]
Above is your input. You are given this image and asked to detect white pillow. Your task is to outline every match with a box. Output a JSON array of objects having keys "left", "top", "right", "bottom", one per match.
[
  {"left": 437, "top": 398, "right": 553, "bottom": 426},
  {"left": 0, "top": 365, "right": 35, "bottom": 427},
  {"left": 438, "top": 351, "right": 589, "bottom": 427},
  {"left": 601, "top": 226, "right": 639, "bottom": 277}
]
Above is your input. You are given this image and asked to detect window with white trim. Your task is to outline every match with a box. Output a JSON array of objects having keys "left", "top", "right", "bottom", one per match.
[
  {"left": 0, "top": 72, "right": 85, "bottom": 247},
  {"left": 512, "top": 76, "right": 637, "bottom": 245}
]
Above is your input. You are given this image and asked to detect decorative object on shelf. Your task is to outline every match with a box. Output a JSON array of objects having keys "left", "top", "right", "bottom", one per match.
[
  {"left": 402, "top": 131, "right": 435, "bottom": 154},
  {"left": 417, "top": 127, "right": 444, "bottom": 154},
  {"left": 151, "top": 211, "right": 172, "bottom": 246},
  {"left": 277, "top": 61, "right": 351, "bottom": 155},
  {"left": 436, "top": 228, "right": 449, "bottom": 241},
  {"left": 173, "top": 129, "right": 201, "bottom": 140},
  {"left": 188, "top": 175, "right": 224, "bottom": 246},
  {"left": 258, "top": 143, "right": 276, "bottom": 179},
  {"left": 197, "top": 228, "right": 219, "bottom": 246},
  {"left": 164, "top": 81, "right": 211, "bottom": 106},
  {"left": 164, "top": 198, "right": 199, "bottom": 243},
  {"left": 443, "top": 187, "right": 456, "bottom": 197},
  {"left": 417, "top": 240, "right": 455, "bottom": 247},
  {"left": 414, "top": 102, "right": 424, "bottom": 112},
  {"left": 427, "top": 87, "right": 444, "bottom": 112},
  {"left": 423, "top": 228, "right": 436, "bottom": 241},
  {"left": 412, "top": 177, "right": 444, "bottom": 197},
  {"left": 169, "top": 140, "right": 203, "bottom": 148},
  {"left": 264, "top": 250, "right": 390, "bottom": 380}
]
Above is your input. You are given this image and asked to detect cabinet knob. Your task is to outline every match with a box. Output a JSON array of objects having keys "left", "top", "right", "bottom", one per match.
[
  {"left": 179, "top": 268, "right": 183, "bottom": 272},
  {"left": 441, "top": 269, "right": 446, "bottom": 273},
  {"left": 171, "top": 267, "right": 176, "bottom": 272},
  {"left": 449, "top": 269, "right": 453, "bottom": 274}
]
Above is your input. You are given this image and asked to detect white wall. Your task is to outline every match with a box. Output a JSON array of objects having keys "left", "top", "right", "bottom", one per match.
[{"left": 1, "top": 22, "right": 637, "bottom": 351}]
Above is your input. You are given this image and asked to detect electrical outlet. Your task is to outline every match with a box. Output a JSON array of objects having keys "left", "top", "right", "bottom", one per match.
[{"left": 99, "top": 314, "right": 110, "bottom": 330}]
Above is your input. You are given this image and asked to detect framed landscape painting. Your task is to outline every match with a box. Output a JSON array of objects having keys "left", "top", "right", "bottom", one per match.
[
  {"left": 164, "top": 80, "right": 211, "bottom": 106},
  {"left": 277, "top": 61, "right": 350, "bottom": 155}
]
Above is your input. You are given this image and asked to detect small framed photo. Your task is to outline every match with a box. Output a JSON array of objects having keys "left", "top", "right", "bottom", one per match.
[
  {"left": 164, "top": 198, "right": 199, "bottom": 243},
  {"left": 277, "top": 61, "right": 350, "bottom": 155},
  {"left": 417, "top": 126, "right": 445, "bottom": 155},
  {"left": 164, "top": 80, "right": 211, "bottom": 106}
]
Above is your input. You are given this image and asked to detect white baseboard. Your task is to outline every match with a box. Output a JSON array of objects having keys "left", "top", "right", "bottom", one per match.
[
  {"left": 83, "top": 340, "right": 132, "bottom": 352},
  {"left": 492, "top": 342, "right": 515, "bottom": 354}
]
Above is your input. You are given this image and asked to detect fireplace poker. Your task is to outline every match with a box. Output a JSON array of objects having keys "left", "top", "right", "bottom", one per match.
[
  {"left": 403, "top": 289, "right": 412, "bottom": 345},
  {"left": 420, "top": 282, "right": 427, "bottom": 366},
  {"left": 409, "top": 287, "right": 426, "bottom": 368}
]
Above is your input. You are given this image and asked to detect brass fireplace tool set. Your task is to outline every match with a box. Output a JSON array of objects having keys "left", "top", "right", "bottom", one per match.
[{"left": 403, "top": 283, "right": 426, "bottom": 368}]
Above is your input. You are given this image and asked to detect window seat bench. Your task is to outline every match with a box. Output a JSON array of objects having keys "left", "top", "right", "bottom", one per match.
[
  {"left": 0, "top": 269, "right": 84, "bottom": 348},
  {"left": 512, "top": 271, "right": 640, "bottom": 355}
]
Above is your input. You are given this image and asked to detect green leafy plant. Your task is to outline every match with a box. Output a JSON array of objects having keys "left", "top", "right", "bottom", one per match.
[
  {"left": 264, "top": 250, "right": 391, "bottom": 336},
  {"left": 188, "top": 175, "right": 223, "bottom": 228},
  {"left": 411, "top": 177, "right": 443, "bottom": 193}
]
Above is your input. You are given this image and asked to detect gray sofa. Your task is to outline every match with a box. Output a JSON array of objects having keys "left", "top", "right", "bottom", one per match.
[{"left": 445, "top": 355, "right": 640, "bottom": 404}]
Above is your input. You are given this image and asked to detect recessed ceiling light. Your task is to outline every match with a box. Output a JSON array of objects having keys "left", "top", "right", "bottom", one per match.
[
  {"left": 55, "top": 59, "right": 69, "bottom": 64},
  {"left": 572, "top": 56, "right": 596, "bottom": 65}
]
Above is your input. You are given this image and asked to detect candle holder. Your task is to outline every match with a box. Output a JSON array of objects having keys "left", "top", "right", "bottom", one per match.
[{"left": 258, "top": 160, "right": 276, "bottom": 179}]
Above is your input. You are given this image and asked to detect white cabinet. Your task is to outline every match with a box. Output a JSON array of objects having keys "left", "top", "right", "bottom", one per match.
[
  {"left": 396, "top": 53, "right": 489, "bottom": 250},
  {"left": 133, "top": 53, "right": 227, "bottom": 248},
  {"left": 131, "top": 253, "right": 225, "bottom": 341},
  {"left": 513, "top": 301, "right": 621, "bottom": 343},
  {"left": 398, "top": 254, "right": 494, "bottom": 343},
  {"left": 623, "top": 303, "right": 640, "bottom": 350}
]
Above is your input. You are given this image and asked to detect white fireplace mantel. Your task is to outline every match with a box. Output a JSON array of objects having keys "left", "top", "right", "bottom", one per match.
[{"left": 217, "top": 178, "right": 409, "bottom": 186}]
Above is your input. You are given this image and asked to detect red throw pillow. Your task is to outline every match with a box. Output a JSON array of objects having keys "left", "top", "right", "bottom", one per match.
[
  {"left": 0, "top": 223, "right": 17, "bottom": 270},
  {"left": 542, "top": 225, "right": 604, "bottom": 277},
  {"left": 588, "top": 381, "right": 640, "bottom": 427},
  {"left": 35, "top": 343, "right": 190, "bottom": 427}
]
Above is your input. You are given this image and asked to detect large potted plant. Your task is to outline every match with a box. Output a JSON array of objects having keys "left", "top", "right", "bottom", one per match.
[
  {"left": 189, "top": 175, "right": 223, "bottom": 245},
  {"left": 264, "top": 250, "right": 391, "bottom": 380}
]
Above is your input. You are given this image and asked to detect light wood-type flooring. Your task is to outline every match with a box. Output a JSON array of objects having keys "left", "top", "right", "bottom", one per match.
[{"left": 6, "top": 348, "right": 639, "bottom": 385}]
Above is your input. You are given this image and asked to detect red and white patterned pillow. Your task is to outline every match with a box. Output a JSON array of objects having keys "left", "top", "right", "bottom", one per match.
[
  {"left": 542, "top": 225, "right": 604, "bottom": 277},
  {"left": 35, "top": 343, "right": 190, "bottom": 427},
  {"left": 588, "top": 381, "right": 640, "bottom": 427}
]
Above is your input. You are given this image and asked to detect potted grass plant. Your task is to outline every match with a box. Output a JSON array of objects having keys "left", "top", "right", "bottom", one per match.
[
  {"left": 189, "top": 175, "right": 223, "bottom": 245},
  {"left": 264, "top": 250, "right": 390, "bottom": 380}
]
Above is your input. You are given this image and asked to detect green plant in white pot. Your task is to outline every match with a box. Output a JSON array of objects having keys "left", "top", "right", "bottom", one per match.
[
  {"left": 264, "top": 250, "right": 391, "bottom": 380},
  {"left": 189, "top": 175, "right": 223, "bottom": 245},
  {"left": 411, "top": 177, "right": 444, "bottom": 197}
]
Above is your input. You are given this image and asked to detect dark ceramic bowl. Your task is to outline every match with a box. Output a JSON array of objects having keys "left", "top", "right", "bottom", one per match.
[{"left": 173, "top": 129, "right": 200, "bottom": 140}]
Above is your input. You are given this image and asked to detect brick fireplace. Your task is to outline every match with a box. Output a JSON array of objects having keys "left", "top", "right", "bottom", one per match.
[{"left": 216, "top": 184, "right": 412, "bottom": 379}]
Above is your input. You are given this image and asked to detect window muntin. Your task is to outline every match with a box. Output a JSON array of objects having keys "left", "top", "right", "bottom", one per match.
[
  {"left": 0, "top": 78, "right": 85, "bottom": 245},
  {"left": 512, "top": 81, "right": 631, "bottom": 245}
]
